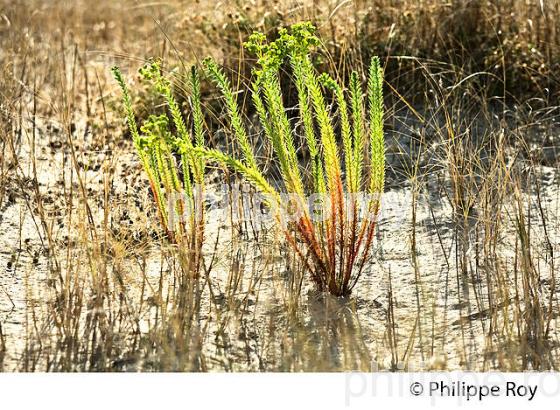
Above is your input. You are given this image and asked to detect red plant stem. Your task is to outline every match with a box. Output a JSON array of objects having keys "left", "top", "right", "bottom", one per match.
[
  {"left": 335, "top": 175, "right": 345, "bottom": 291},
  {"left": 351, "top": 220, "right": 377, "bottom": 291},
  {"left": 281, "top": 218, "right": 324, "bottom": 290},
  {"left": 343, "top": 197, "right": 359, "bottom": 294},
  {"left": 327, "top": 180, "right": 340, "bottom": 290},
  {"left": 296, "top": 216, "right": 329, "bottom": 288}
]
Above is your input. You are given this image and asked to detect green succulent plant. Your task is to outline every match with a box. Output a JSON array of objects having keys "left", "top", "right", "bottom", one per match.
[
  {"left": 200, "top": 22, "right": 385, "bottom": 296},
  {"left": 113, "top": 22, "right": 385, "bottom": 295},
  {"left": 112, "top": 61, "right": 206, "bottom": 277}
]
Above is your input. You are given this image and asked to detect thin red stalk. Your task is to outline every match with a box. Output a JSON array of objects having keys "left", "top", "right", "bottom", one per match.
[
  {"left": 335, "top": 176, "right": 346, "bottom": 291},
  {"left": 326, "top": 176, "right": 342, "bottom": 290},
  {"left": 295, "top": 216, "right": 329, "bottom": 287},
  {"left": 283, "top": 223, "right": 325, "bottom": 290},
  {"left": 352, "top": 214, "right": 379, "bottom": 291},
  {"left": 343, "top": 197, "right": 359, "bottom": 294}
]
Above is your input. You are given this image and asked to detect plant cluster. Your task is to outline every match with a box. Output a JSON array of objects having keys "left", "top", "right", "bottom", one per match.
[
  {"left": 112, "top": 62, "right": 206, "bottom": 276},
  {"left": 113, "top": 22, "right": 385, "bottom": 296}
]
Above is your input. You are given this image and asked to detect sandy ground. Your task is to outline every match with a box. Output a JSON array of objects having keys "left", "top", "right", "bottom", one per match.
[{"left": 1, "top": 108, "right": 559, "bottom": 371}]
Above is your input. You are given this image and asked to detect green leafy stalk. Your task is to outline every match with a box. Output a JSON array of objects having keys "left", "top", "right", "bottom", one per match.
[
  {"left": 195, "top": 147, "right": 280, "bottom": 205},
  {"left": 319, "top": 73, "right": 353, "bottom": 192},
  {"left": 291, "top": 56, "right": 325, "bottom": 194},
  {"left": 111, "top": 66, "right": 168, "bottom": 226},
  {"left": 350, "top": 71, "right": 365, "bottom": 193},
  {"left": 203, "top": 58, "right": 257, "bottom": 170},
  {"left": 189, "top": 65, "right": 206, "bottom": 186},
  {"left": 368, "top": 56, "right": 385, "bottom": 196}
]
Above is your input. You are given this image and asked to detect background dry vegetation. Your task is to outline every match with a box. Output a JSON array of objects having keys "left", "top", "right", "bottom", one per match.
[{"left": 0, "top": 0, "right": 559, "bottom": 371}]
